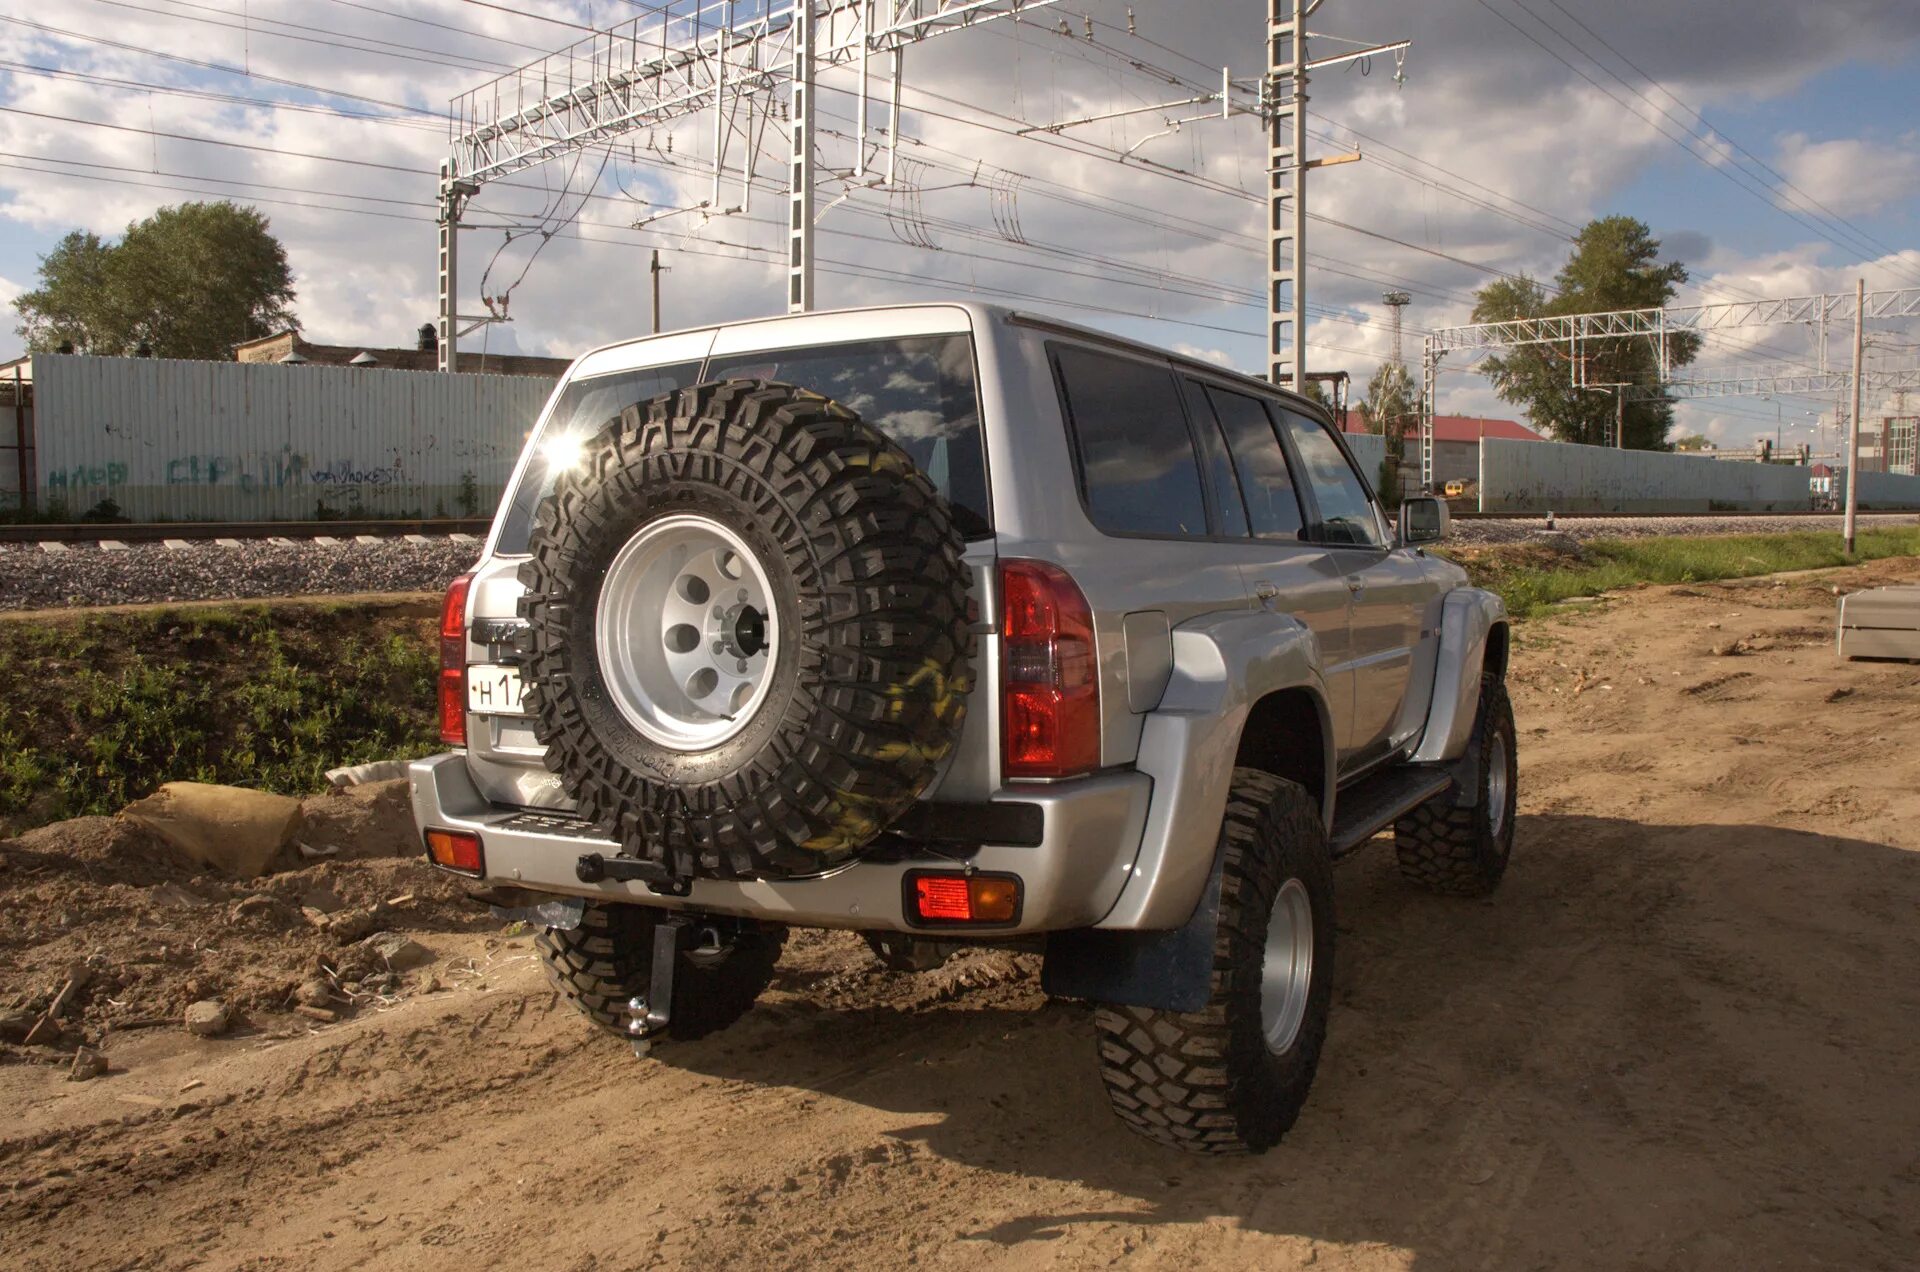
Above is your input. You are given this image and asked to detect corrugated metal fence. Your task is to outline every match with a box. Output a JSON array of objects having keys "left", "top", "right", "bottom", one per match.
[{"left": 31, "top": 354, "right": 558, "bottom": 520}]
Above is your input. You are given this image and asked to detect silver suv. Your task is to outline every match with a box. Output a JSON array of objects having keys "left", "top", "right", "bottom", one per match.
[{"left": 411, "top": 302, "right": 1515, "bottom": 1155}]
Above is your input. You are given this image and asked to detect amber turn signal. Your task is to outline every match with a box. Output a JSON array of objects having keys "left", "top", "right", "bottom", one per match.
[
  {"left": 425, "top": 828, "right": 484, "bottom": 876},
  {"left": 907, "top": 872, "right": 1021, "bottom": 925}
]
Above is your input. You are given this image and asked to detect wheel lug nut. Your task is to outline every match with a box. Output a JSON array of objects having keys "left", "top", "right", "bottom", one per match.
[
  {"left": 712, "top": 606, "right": 725, "bottom": 619},
  {"left": 737, "top": 659, "right": 748, "bottom": 672},
  {"left": 711, "top": 641, "right": 725, "bottom": 654},
  {"left": 738, "top": 589, "right": 748, "bottom": 602}
]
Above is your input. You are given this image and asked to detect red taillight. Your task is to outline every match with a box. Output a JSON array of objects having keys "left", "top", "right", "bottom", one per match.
[
  {"left": 907, "top": 872, "right": 1021, "bottom": 925},
  {"left": 425, "top": 828, "right": 484, "bottom": 876},
  {"left": 438, "top": 573, "right": 473, "bottom": 746},
  {"left": 999, "top": 559, "right": 1099, "bottom": 780}
]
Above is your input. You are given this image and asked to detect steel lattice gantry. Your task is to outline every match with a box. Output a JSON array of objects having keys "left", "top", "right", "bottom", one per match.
[
  {"left": 437, "top": 0, "right": 1062, "bottom": 370},
  {"left": 1415, "top": 286, "right": 1920, "bottom": 487}
]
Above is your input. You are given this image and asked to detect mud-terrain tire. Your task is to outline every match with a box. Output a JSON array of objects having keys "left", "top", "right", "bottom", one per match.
[
  {"left": 1093, "top": 769, "right": 1335, "bottom": 1155},
  {"left": 536, "top": 901, "right": 785, "bottom": 1041},
  {"left": 1394, "top": 675, "right": 1517, "bottom": 897},
  {"left": 518, "top": 380, "right": 973, "bottom": 882}
]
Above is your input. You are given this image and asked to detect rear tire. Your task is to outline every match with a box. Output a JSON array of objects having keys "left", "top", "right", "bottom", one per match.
[
  {"left": 1093, "top": 769, "right": 1335, "bottom": 1154},
  {"left": 536, "top": 901, "right": 784, "bottom": 1042},
  {"left": 1394, "top": 675, "right": 1517, "bottom": 897}
]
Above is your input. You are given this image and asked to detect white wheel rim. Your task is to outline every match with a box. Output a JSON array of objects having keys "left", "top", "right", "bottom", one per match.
[
  {"left": 1260, "top": 878, "right": 1315, "bottom": 1055},
  {"left": 594, "top": 513, "right": 778, "bottom": 751},
  {"left": 1487, "top": 733, "right": 1511, "bottom": 839}
]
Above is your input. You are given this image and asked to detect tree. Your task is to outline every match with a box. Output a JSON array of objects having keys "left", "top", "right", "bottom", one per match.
[
  {"left": 1470, "top": 216, "right": 1699, "bottom": 449},
  {"left": 1364, "top": 359, "right": 1414, "bottom": 502},
  {"left": 1671, "top": 433, "right": 1712, "bottom": 452},
  {"left": 15, "top": 202, "right": 297, "bottom": 359}
]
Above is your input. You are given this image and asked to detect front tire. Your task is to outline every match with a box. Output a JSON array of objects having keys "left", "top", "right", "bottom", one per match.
[
  {"left": 536, "top": 901, "right": 784, "bottom": 1042},
  {"left": 1093, "top": 769, "right": 1335, "bottom": 1154},
  {"left": 1394, "top": 675, "right": 1517, "bottom": 897}
]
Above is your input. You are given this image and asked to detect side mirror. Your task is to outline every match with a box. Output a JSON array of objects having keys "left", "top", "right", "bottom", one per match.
[{"left": 1398, "top": 494, "right": 1449, "bottom": 545}]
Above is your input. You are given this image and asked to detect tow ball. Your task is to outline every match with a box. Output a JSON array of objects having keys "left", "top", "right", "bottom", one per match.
[
  {"left": 625, "top": 916, "right": 737, "bottom": 1057},
  {"left": 626, "top": 914, "right": 690, "bottom": 1057}
]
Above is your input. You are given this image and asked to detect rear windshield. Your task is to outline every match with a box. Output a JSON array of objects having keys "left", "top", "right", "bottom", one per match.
[{"left": 496, "top": 333, "right": 988, "bottom": 554}]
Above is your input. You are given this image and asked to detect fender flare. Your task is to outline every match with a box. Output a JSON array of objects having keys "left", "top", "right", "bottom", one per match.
[{"left": 1043, "top": 608, "right": 1333, "bottom": 1013}]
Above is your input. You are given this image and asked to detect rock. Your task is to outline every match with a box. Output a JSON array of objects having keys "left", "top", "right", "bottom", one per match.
[
  {"left": 323, "top": 903, "right": 389, "bottom": 944},
  {"left": 121, "top": 783, "right": 305, "bottom": 878},
  {"left": 227, "top": 893, "right": 299, "bottom": 929},
  {"left": 68, "top": 1047, "right": 108, "bottom": 1082},
  {"left": 300, "top": 883, "right": 345, "bottom": 914},
  {"left": 184, "top": 999, "right": 230, "bottom": 1038},
  {"left": 148, "top": 883, "right": 205, "bottom": 909},
  {"left": 324, "top": 759, "right": 410, "bottom": 788},
  {"left": 361, "top": 931, "right": 432, "bottom": 971},
  {"left": 0, "top": 1008, "right": 35, "bottom": 1044},
  {"left": 293, "top": 1004, "right": 338, "bottom": 1024},
  {"left": 294, "top": 979, "right": 334, "bottom": 1008}
]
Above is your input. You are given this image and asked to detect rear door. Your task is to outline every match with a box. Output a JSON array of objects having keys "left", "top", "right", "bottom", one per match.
[
  {"left": 1046, "top": 344, "right": 1254, "bottom": 767},
  {"left": 1272, "top": 405, "right": 1429, "bottom": 767},
  {"left": 1180, "top": 377, "right": 1354, "bottom": 739}
]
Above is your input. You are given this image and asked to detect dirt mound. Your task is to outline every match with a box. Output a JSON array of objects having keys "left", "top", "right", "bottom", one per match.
[{"left": 0, "top": 780, "right": 491, "bottom": 1057}]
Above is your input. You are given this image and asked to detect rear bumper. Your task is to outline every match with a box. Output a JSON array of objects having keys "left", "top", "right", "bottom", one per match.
[{"left": 409, "top": 753, "right": 1151, "bottom": 934}]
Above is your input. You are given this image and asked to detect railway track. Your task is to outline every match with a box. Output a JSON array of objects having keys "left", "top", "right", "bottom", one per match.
[
  {"left": 0, "top": 517, "right": 491, "bottom": 548},
  {"left": 4, "top": 509, "right": 1913, "bottom": 547}
]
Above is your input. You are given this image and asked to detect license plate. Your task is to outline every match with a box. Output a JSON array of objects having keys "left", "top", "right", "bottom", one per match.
[{"left": 467, "top": 664, "right": 530, "bottom": 715}]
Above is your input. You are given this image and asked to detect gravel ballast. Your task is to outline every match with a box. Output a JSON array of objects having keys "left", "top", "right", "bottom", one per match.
[
  {"left": 1442, "top": 511, "right": 1919, "bottom": 547},
  {"left": 0, "top": 538, "right": 482, "bottom": 610},
  {"left": 2, "top": 514, "right": 1917, "bottom": 610}
]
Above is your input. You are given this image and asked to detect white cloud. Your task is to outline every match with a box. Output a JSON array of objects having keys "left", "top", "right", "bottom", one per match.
[{"left": 1774, "top": 131, "right": 1920, "bottom": 217}]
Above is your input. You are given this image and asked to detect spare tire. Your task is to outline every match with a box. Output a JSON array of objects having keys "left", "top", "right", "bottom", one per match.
[{"left": 517, "top": 380, "right": 974, "bottom": 882}]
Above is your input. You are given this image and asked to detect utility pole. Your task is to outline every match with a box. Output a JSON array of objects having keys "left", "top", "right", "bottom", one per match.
[
  {"left": 787, "top": 0, "right": 817, "bottom": 313},
  {"left": 1268, "top": 0, "right": 1306, "bottom": 391},
  {"left": 1615, "top": 389, "right": 1625, "bottom": 449},
  {"left": 650, "top": 250, "right": 668, "bottom": 334},
  {"left": 1266, "top": 2, "right": 1408, "bottom": 390},
  {"left": 1383, "top": 290, "right": 1411, "bottom": 368},
  {"left": 1845, "top": 276, "right": 1865, "bottom": 552}
]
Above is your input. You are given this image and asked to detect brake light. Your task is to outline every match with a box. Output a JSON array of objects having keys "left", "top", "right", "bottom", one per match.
[
  {"left": 907, "top": 872, "right": 1021, "bottom": 924},
  {"left": 438, "top": 573, "right": 473, "bottom": 746},
  {"left": 425, "top": 828, "right": 484, "bottom": 876},
  {"left": 999, "top": 559, "right": 1099, "bottom": 780}
]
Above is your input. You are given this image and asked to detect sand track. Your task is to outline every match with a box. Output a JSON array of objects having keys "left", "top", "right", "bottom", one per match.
[{"left": 5, "top": 560, "right": 1920, "bottom": 1270}]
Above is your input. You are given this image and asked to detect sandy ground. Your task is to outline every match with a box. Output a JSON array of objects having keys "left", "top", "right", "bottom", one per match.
[{"left": 5, "top": 558, "right": 1920, "bottom": 1270}]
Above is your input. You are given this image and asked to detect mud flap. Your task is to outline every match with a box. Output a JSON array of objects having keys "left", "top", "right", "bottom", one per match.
[
  {"left": 1042, "top": 854, "right": 1223, "bottom": 1013},
  {"left": 489, "top": 896, "right": 586, "bottom": 931}
]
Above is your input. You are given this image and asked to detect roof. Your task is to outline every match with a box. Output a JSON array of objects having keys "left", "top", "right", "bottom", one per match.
[
  {"left": 233, "top": 329, "right": 570, "bottom": 378},
  {"left": 1342, "top": 408, "right": 1543, "bottom": 443}
]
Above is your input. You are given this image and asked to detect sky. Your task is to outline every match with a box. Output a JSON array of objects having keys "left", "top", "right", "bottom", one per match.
[{"left": 0, "top": 0, "right": 1917, "bottom": 452}]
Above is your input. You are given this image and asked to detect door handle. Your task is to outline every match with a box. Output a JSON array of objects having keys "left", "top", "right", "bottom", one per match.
[
  {"left": 1254, "top": 581, "right": 1280, "bottom": 603},
  {"left": 1345, "top": 576, "right": 1366, "bottom": 594}
]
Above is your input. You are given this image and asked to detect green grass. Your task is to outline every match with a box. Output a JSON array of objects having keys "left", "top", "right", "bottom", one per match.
[
  {"left": 1447, "top": 526, "right": 1920, "bottom": 619},
  {"left": 0, "top": 603, "right": 440, "bottom": 834}
]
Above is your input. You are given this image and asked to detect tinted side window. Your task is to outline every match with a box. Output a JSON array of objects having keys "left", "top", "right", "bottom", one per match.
[
  {"left": 1274, "top": 408, "right": 1385, "bottom": 547},
  {"left": 1054, "top": 346, "right": 1208, "bottom": 538},
  {"left": 1181, "top": 379, "right": 1250, "bottom": 537},
  {"left": 498, "top": 362, "right": 702, "bottom": 553},
  {"left": 1206, "top": 386, "right": 1304, "bottom": 540}
]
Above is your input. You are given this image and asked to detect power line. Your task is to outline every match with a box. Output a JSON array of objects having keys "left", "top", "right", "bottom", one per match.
[
  {"left": 0, "top": 15, "right": 442, "bottom": 117},
  {"left": 77, "top": 0, "right": 515, "bottom": 75},
  {"left": 1539, "top": 0, "right": 1915, "bottom": 271},
  {"left": 1474, "top": 0, "right": 1920, "bottom": 288}
]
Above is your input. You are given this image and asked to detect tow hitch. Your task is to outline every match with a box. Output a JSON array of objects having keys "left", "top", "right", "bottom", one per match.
[{"left": 626, "top": 914, "right": 689, "bottom": 1056}]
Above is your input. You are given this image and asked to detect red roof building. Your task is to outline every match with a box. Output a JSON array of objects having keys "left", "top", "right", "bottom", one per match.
[{"left": 1342, "top": 408, "right": 1544, "bottom": 443}]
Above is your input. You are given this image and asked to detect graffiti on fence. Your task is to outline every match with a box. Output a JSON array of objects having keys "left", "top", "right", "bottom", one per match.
[{"left": 47, "top": 461, "right": 129, "bottom": 490}]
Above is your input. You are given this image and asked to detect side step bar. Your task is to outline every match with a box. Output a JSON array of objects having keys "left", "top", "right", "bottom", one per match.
[{"left": 1328, "top": 766, "right": 1453, "bottom": 858}]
